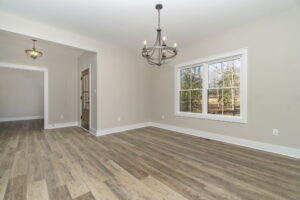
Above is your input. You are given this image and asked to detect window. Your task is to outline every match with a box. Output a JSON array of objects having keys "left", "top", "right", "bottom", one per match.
[
  {"left": 175, "top": 49, "right": 247, "bottom": 123},
  {"left": 180, "top": 66, "right": 203, "bottom": 113}
]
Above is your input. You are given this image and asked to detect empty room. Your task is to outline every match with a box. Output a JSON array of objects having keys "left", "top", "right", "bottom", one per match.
[{"left": 0, "top": 0, "right": 299, "bottom": 200}]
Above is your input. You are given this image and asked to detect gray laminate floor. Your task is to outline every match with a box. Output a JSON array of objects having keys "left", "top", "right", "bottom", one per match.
[{"left": 0, "top": 120, "right": 299, "bottom": 200}]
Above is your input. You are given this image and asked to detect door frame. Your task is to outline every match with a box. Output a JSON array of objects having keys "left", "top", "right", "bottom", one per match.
[
  {"left": 0, "top": 62, "right": 49, "bottom": 129},
  {"left": 79, "top": 64, "right": 91, "bottom": 130}
]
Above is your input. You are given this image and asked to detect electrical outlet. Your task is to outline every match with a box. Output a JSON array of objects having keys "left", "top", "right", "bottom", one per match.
[
  {"left": 117, "top": 117, "right": 121, "bottom": 122},
  {"left": 161, "top": 115, "right": 165, "bottom": 119},
  {"left": 60, "top": 114, "right": 64, "bottom": 119},
  {"left": 272, "top": 129, "right": 279, "bottom": 136}
]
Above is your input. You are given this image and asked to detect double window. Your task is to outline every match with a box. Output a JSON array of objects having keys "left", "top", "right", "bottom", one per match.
[{"left": 175, "top": 49, "right": 247, "bottom": 123}]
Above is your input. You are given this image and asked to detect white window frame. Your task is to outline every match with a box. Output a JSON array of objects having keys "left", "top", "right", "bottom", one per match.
[{"left": 174, "top": 48, "right": 248, "bottom": 123}]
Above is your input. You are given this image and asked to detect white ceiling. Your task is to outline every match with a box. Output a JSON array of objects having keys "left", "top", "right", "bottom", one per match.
[{"left": 0, "top": 0, "right": 299, "bottom": 48}]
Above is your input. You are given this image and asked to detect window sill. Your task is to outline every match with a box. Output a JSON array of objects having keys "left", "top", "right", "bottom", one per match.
[{"left": 175, "top": 112, "right": 247, "bottom": 123}]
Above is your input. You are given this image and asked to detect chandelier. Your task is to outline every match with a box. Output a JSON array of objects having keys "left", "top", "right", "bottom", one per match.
[
  {"left": 142, "top": 4, "right": 177, "bottom": 66},
  {"left": 25, "top": 39, "right": 43, "bottom": 59}
]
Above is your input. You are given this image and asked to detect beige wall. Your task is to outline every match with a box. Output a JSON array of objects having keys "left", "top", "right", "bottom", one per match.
[
  {"left": 0, "top": 35, "right": 79, "bottom": 125},
  {"left": 0, "top": 67, "right": 44, "bottom": 119},
  {"left": 78, "top": 52, "right": 97, "bottom": 130},
  {"left": 151, "top": 7, "right": 300, "bottom": 148},
  {"left": 97, "top": 44, "right": 151, "bottom": 129}
]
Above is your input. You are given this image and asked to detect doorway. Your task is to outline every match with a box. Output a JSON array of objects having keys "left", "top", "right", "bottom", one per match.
[
  {"left": 80, "top": 68, "right": 90, "bottom": 130},
  {"left": 0, "top": 62, "right": 48, "bottom": 129}
]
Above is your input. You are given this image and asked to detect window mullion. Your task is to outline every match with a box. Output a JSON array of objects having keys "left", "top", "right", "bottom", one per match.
[
  {"left": 202, "top": 63, "right": 208, "bottom": 114},
  {"left": 189, "top": 90, "right": 192, "bottom": 112},
  {"left": 221, "top": 62, "right": 224, "bottom": 115},
  {"left": 189, "top": 69, "right": 192, "bottom": 112}
]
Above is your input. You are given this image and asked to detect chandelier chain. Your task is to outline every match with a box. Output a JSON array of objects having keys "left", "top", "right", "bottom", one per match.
[{"left": 158, "top": 9, "right": 160, "bottom": 29}]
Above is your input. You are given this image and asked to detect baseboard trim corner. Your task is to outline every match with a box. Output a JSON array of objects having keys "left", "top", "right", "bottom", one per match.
[
  {"left": 89, "top": 128, "right": 98, "bottom": 136},
  {"left": 97, "top": 122, "right": 152, "bottom": 136},
  {"left": 150, "top": 122, "right": 300, "bottom": 159}
]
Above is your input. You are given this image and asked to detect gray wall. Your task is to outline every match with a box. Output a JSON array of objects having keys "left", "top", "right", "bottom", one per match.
[
  {"left": 151, "top": 7, "right": 300, "bottom": 148},
  {"left": 0, "top": 34, "right": 79, "bottom": 125},
  {"left": 0, "top": 67, "right": 44, "bottom": 119},
  {"left": 78, "top": 52, "right": 97, "bottom": 130}
]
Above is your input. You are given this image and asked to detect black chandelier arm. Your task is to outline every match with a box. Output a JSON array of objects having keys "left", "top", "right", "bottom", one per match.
[
  {"left": 144, "top": 52, "right": 177, "bottom": 64},
  {"left": 148, "top": 60, "right": 159, "bottom": 66},
  {"left": 166, "top": 48, "right": 178, "bottom": 55},
  {"left": 142, "top": 46, "right": 177, "bottom": 60},
  {"left": 143, "top": 46, "right": 176, "bottom": 51},
  {"left": 147, "top": 58, "right": 162, "bottom": 66},
  {"left": 143, "top": 48, "right": 177, "bottom": 56},
  {"left": 146, "top": 54, "right": 175, "bottom": 66},
  {"left": 147, "top": 57, "right": 174, "bottom": 66},
  {"left": 162, "top": 53, "right": 177, "bottom": 61},
  {"left": 142, "top": 47, "right": 155, "bottom": 58}
]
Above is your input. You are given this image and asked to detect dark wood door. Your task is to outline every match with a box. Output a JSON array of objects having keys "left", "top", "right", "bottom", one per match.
[{"left": 81, "top": 68, "right": 89, "bottom": 130}]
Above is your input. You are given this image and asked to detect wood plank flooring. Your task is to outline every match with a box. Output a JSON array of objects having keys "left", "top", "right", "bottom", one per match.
[{"left": 0, "top": 120, "right": 299, "bottom": 200}]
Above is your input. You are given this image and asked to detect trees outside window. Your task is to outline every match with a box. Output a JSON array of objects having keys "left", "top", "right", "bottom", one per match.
[
  {"left": 208, "top": 59, "right": 240, "bottom": 116},
  {"left": 175, "top": 49, "right": 247, "bottom": 123},
  {"left": 179, "top": 66, "right": 202, "bottom": 113}
]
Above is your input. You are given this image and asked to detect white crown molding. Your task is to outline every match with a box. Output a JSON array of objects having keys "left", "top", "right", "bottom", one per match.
[
  {"left": 150, "top": 122, "right": 300, "bottom": 159},
  {"left": 0, "top": 116, "right": 44, "bottom": 122},
  {"left": 46, "top": 121, "right": 78, "bottom": 129},
  {"left": 97, "top": 122, "right": 152, "bottom": 136},
  {"left": 0, "top": 62, "right": 48, "bottom": 72}
]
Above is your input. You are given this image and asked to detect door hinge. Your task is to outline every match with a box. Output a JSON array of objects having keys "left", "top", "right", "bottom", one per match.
[
  {"left": 81, "top": 115, "right": 83, "bottom": 119},
  {"left": 81, "top": 76, "right": 83, "bottom": 80},
  {"left": 80, "top": 96, "right": 82, "bottom": 100}
]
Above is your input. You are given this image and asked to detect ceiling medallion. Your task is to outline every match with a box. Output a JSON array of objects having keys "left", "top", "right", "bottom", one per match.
[
  {"left": 142, "top": 4, "right": 177, "bottom": 66},
  {"left": 25, "top": 39, "right": 43, "bottom": 59}
]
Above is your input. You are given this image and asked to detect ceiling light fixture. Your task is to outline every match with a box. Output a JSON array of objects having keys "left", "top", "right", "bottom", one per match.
[
  {"left": 25, "top": 39, "right": 43, "bottom": 59},
  {"left": 142, "top": 4, "right": 177, "bottom": 66}
]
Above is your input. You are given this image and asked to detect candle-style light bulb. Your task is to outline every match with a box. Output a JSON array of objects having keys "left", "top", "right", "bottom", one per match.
[
  {"left": 144, "top": 40, "right": 147, "bottom": 46},
  {"left": 163, "top": 36, "right": 166, "bottom": 42},
  {"left": 174, "top": 43, "right": 177, "bottom": 48}
]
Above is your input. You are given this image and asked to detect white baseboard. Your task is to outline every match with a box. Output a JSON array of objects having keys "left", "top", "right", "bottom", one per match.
[
  {"left": 0, "top": 116, "right": 43, "bottom": 122},
  {"left": 46, "top": 121, "right": 78, "bottom": 129},
  {"left": 42, "top": 119, "right": 300, "bottom": 159},
  {"left": 77, "top": 125, "right": 98, "bottom": 136},
  {"left": 89, "top": 127, "right": 98, "bottom": 136},
  {"left": 150, "top": 122, "right": 300, "bottom": 159},
  {"left": 97, "top": 122, "right": 152, "bottom": 136}
]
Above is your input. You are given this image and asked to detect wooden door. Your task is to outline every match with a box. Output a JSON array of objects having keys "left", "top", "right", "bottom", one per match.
[{"left": 81, "top": 68, "right": 89, "bottom": 130}]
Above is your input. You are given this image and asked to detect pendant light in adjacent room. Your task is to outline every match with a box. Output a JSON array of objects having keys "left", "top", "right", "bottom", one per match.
[{"left": 25, "top": 39, "right": 43, "bottom": 59}]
